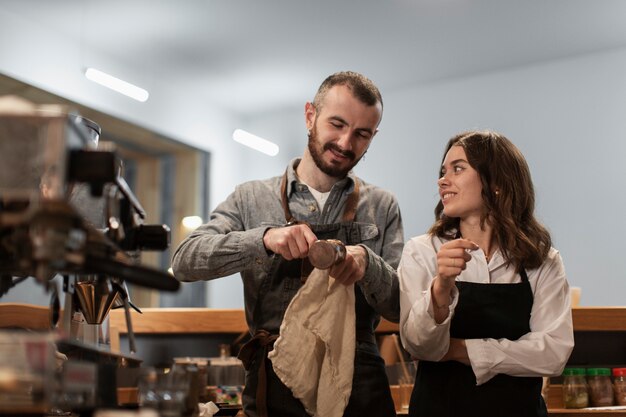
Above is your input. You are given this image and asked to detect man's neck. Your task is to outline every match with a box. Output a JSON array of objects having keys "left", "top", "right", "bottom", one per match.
[{"left": 296, "top": 153, "right": 342, "bottom": 193}]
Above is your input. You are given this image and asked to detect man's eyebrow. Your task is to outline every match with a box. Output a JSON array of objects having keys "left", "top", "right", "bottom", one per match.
[
  {"left": 327, "top": 115, "right": 375, "bottom": 135},
  {"left": 329, "top": 115, "right": 348, "bottom": 125}
]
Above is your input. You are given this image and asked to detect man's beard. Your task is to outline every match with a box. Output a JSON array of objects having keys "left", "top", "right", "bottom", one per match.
[{"left": 307, "top": 126, "right": 361, "bottom": 178}]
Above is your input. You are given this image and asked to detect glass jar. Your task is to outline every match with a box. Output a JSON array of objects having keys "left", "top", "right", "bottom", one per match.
[
  {"left": 587, "top": 368, "right": 614, "bottom": 407},
  {"left": 562, "top": 367, "right": 589, "bottom": 408},
  {"left": 613, "top": 368, "right": 626, "bottom": 406}
]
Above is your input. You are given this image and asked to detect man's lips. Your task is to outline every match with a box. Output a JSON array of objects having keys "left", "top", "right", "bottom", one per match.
[{"left": 325, "top": 144, "right": 355, "bottom": 161}]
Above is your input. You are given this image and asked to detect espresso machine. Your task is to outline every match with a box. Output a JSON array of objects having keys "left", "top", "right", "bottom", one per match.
[{"left": 0, "top": 95, "right": 179, "bottom": 413}]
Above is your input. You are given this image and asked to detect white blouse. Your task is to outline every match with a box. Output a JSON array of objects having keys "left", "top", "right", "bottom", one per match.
[{"left": 398, "top": 233, "right": 574, "bottom": 385}]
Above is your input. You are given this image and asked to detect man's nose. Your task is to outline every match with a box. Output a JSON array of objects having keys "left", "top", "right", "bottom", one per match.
[{"left": 336, "top": 131, "right": 353, "bottom": 150}]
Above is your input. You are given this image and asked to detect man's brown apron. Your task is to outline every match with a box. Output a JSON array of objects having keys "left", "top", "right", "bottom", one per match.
[{"left": 238, "top": 172, "right": 396, "bottom": 417}]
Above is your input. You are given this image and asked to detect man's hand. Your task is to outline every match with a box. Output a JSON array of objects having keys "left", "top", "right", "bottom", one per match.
[
  {"left": 263, "top": 224, "right": 317, "bottom": 260},
  {"left": 329, "top": 245, "right": 368, "bottom": 286}
]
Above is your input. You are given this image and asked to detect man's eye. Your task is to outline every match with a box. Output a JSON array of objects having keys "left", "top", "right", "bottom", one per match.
[{"left": 331, "top": 122, "right": 342, "bottom": 128}]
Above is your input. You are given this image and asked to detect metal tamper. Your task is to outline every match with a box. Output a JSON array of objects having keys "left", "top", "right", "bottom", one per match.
[{"left": 308, "top": 239, "right": 346, "bottom": 269}]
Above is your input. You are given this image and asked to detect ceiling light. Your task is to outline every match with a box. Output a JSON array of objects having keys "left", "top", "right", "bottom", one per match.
[
  {"left": 232, "top": 129, "right": 279, "bottom": 156},
  {"left": 84, "top": 67, "right": 149, "bottom": 102},
  {"left": 181, "top": 215, "right": 203, "bottom": 230}
]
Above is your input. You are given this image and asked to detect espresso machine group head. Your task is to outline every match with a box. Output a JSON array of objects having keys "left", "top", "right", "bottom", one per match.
[{"left": 0, "top": 96, "right": 179, "bottom": 343}]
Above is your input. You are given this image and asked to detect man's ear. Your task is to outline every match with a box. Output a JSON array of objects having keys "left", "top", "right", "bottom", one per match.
[{"left": 304, "top": 102, "right": 316, "bottom": 130}]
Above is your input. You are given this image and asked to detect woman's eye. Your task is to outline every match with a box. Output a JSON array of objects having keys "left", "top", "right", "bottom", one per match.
[{"left": 453, "top": 166, "right": 464, "bottom": 173}]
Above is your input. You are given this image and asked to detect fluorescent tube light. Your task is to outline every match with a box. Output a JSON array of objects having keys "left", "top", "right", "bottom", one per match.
[
  {"left": 85, "top": 67, "right": 149, "bottom": 102},
  {"left": 232, "top": 129, "right": 279, "bottom": 156}
]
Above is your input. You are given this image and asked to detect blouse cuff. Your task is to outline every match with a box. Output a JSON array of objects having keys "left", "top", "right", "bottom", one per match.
[
  {"left": 466, "top": 338, "right": 500, "bottom": 385},
  {"left": 427, "top": 283, "right": 460, "bottom": 323}
]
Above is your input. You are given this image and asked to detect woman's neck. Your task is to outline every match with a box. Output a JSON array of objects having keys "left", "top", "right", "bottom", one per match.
[{"left": 460, "top": 217, "right": 496, "bottom": 261}]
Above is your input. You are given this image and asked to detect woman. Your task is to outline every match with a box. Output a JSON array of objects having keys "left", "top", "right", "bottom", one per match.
[{"left": 398, "top": 131, "right": 574, "bottom": 417}]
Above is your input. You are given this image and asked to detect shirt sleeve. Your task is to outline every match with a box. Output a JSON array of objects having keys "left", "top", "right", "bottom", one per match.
[
  {"left": 358, "top": 193, "right": 405, "bottom": 322},
  {"left": 465, "top": 250, "right": 575, "bottom": 385},
  {"left": 398, "top": 236, "right": 460, "bottom": 360},
  {"left": 171, "top": 185, "right": 273, "bottom": 282}
]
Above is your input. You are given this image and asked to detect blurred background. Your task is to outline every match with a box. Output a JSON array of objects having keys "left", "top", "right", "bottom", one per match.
[{"left": 1, "top": 0, "right": 625, "bottom": 307}]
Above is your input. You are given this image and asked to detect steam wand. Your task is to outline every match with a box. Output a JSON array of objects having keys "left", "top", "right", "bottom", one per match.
[{"left": 111, "top": 282, "right": 137, "bottom": 354}]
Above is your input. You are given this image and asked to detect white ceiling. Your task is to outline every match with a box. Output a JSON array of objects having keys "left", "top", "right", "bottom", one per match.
[{"left": 3, "top": 0, "right": 626, "bottom": 115}]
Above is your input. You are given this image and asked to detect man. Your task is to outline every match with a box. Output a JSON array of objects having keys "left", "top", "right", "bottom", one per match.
[{"left": 172, "top": 71, "right": 404, "bottom": 417}]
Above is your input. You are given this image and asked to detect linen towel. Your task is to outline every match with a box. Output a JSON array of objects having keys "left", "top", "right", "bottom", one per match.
[{"left": 268, "top": 268, "right": 356, "bottom": 417}]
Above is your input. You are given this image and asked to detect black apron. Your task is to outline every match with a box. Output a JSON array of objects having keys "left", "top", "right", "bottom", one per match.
[
  {"left": 409, "top": 267, "right": 547, "bottom": 417},
  {"left": 239, "top": 172, "right": 396, "bottom": 417}
]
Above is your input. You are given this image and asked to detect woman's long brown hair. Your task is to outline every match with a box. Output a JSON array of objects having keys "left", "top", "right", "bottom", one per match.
[{"left": 429, "top": 131, "right": 551, "bottom": 270}]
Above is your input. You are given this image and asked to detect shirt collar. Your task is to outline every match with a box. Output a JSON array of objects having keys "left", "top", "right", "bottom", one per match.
[{"left": 286, "top": 157, "right": 355, "bottom": 197}]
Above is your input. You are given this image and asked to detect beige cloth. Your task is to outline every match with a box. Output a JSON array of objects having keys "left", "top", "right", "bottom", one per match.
[{"left": 268, "top": 268, "right": 356, "bottom": 417}]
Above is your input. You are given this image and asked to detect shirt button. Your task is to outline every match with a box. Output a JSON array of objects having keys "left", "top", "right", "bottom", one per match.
[{"left": 309, "top": 205, "right": 316, "bottom": 212}]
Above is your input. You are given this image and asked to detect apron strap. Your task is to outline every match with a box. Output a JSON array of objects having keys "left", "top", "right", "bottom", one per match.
[
  {"left": 342, "top": 178, "right": 359, "bottom": 222},
  {"left": 519, "top": 265, "right": 529, "bottom": 283},
  {"left": 280, "top": 169, "right": 360, "bottom": 224},
  {"left": 280, "top": 171, "right": 296, "bottom": 224},
  {"left": 237, "top": 330, "right": 279, "bottom": 417}
]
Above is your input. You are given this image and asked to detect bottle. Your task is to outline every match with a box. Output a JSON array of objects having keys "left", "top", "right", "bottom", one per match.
[
  {"left": 562, "top": 367, "right": 589, "bottom": 408},
  {"left": 613, "top": 368, "right": 626, "bottom": 406},
  {"left": 208, "top": 344, "right": 245, "bottom": 405},
  {"left": 587, "top": 368, "right": 614, "bottom": 407}
]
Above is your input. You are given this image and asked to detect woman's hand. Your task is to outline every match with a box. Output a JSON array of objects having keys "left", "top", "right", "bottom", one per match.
[
  {"left": 440, "top": 338, "right": 470, "bottom": 365},
  {"left": 436, "top": 238, "right": 478, "bottom": 285},
  {"left": 431, "top": 238, "right": 478, "bottom": 323}
]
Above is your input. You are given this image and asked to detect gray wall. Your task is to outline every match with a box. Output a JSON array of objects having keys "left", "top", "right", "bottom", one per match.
[{"left": 237, "top": 47, "right": 626, "bottom": 307}]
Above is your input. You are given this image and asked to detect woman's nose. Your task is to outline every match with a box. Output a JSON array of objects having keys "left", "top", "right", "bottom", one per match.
[{"left": 438, "top": 175, "right": 449, "bottom": 187}]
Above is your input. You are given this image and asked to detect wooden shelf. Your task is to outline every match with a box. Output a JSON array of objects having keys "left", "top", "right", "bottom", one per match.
[
  {"left": 572, "top": 307, "right": 626, "bottom": 331},
  {"left": 5, "top": 304, "right": 626, "bottom": 335},
  {"left": 109, "top": 307, "right": 399, "bottom": 335},
  {"left": 0, "top": 303, "right": 55, "bottom": 330},
  {"left": 549, "top": 410, "right": 626, "bottom": 416},
  {"left": 106, "top": 306, "right": 626, "bottom": 335},
  {"left": 109, "top": 308, "right": 248, "bottom": 334}
]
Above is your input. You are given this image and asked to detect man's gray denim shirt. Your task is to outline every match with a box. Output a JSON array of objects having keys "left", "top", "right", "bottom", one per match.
[{"left": 172, "top": 158, "right": 405, "bottom": 332}]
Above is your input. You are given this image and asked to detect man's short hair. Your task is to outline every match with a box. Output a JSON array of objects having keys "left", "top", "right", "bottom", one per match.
[{"left": 313, "top": 71, "right": 383, "bottom": 111}]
